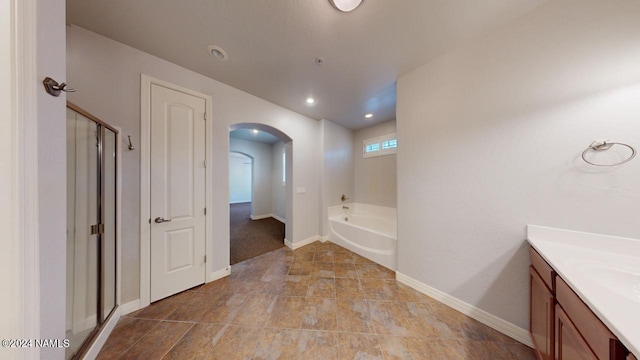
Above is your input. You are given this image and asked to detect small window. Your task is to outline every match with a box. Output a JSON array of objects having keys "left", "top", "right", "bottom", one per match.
[
  {"left": 382, "top": 139, "right": 397, "bottom": 150},
  {"left": 282, "top": 151, "right": 286, "bottom": 185},
  {"left": 365, "top": 143, "right": 380, "bottom": 153},
  {"left": 363, "top": 133, "right": 397, "bottom": 158}
]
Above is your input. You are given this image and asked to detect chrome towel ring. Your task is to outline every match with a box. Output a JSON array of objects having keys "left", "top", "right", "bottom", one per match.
[{"left": 581, "top": 140, "right": 636, "bottom": 166}]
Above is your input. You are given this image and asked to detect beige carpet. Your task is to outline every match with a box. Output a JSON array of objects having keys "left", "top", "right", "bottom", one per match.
[{"left": 230, "top": 202, "right": 285, "bottom": 264}]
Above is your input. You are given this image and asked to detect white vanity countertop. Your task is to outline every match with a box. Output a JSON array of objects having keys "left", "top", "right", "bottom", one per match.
[{"left": 527, "top": 225, "right": 640, "bottom": 357}]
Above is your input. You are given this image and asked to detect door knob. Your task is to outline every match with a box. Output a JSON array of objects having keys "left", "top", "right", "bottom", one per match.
[{"left": 154, "top": 217, "right": 172, "bottom": 223}]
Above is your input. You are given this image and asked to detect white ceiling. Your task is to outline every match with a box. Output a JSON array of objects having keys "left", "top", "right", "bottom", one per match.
[
  {"left": 66, "top": 0, "right": 547, "bottom": 130},
  {"left": 230, "top": 129, "right": 281, "bottom": 145}
]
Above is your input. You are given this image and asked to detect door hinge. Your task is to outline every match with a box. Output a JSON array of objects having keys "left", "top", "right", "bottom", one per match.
[
  {"left": 204, "top": 112, "right": 207, "bottom": 121},
  {"left": 204, "top": 255, "right": 207, "bottom": 263},
  {"left": 90, "top": 223, "right": 104, "bottom": 235},
  {"left": 203, "top": 160, "right": 207, "bottom": 168},
  {"left": 204, "top": 208, "right": 207, "bottom": 215}
]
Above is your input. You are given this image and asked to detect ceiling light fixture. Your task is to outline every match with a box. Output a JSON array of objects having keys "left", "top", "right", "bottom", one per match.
[
  {"left": 306, "top": 97, "right": 316, "bottom": 105},
  {"left": 252, "top": 129, "right": 259, "bottom": 134},
  {"left": 329, "top": 0, "right": 363, "bottom": 12},
  {"left": 365, "top": 113, "right": 373, "bottom": 119},
  {"left": 206, "top": 45, "right": 228, "bottom": 61}
]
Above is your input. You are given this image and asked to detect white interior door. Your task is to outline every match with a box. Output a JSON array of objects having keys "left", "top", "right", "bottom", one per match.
[{"left": 150, "top": 84, "right": 206, "bottom": 302}]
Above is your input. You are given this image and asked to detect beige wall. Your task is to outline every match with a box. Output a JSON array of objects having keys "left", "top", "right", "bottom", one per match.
[
  {"left": 320, "top": 119, "right": 354, "bottom": 236},
  {"left": 39, "top": 1, "right": 67, "bottom": 358},
  {"left": 397, "top": 0, "right": 640, "bottom": 331},
  {"left": 229, "top": 137, "right": 286, "bottom": 221},
  {"left": 230, "top": 137, "right": 273, "bottom": 216},
  {"left": 67, "top": 25, "right": 321, "bottom": 304},
  {"left": 5, "top": 1, "right": 66, "bottom": 357},
  {"left": 353, "top": 120, "right": 397, "bottom": 208},
  {"left": 228, "top": 152, "right": 252, "bottom": 203}
]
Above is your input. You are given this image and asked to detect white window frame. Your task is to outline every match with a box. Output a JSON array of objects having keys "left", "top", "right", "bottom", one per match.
[
  {"left": 363, "top": 133, "right": 397, "bottom": 158},
  {"left": 281, "top": 151, "right": 286, "bottom": 186}
]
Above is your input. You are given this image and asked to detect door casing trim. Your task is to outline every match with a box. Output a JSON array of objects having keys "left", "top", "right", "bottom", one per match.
[
  {"left": 140, "top": 74, "right": 213, "bottom": 308},
  {"left": 11, "top": 0, "right": 41, "bottom": 358}
]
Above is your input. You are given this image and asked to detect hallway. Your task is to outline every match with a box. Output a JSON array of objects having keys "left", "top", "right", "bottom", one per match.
[
  {"left": 230, "top": 202, "right": 285, "bottom": 264},
  {"left": 97, "top": 242, "right": 535, "bottom": 359}
]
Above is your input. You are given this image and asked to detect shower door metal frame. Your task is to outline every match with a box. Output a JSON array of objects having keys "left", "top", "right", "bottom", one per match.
[{"left": 67, "top": 102, "right": 119, "bottom": 359}]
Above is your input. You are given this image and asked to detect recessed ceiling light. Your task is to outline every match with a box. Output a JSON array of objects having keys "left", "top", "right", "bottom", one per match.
[
  {"left": 252, "top": 129, "right": 259, "bottom": 134},
  {"left": 329, "top": 0, "right": 363, "bottom": 12},
  {"left": 306, "top": 97, "right": 316, "bottom": 105},
  {"left": 206, "top": 45, "right": 228, "bottom": 61},
  {"left": 365, "top": 113, "right": 373, "bottom": 119}
]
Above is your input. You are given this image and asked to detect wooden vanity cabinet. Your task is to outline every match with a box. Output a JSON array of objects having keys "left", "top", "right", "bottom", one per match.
[
  {"left": 556, "top": 305, "right": 597, "bottom": 360},
  {"left": 529, "top": 247, "right": 632, "bottom": 360},
  {"left": 530, "top": 248, "right": 556, "bottom": 360},
  {"left": 531, "top": 266, "right": 555, "bottom": 360},
  {"left": 555, "top": 277, "right": 626, "bottom": 360}
]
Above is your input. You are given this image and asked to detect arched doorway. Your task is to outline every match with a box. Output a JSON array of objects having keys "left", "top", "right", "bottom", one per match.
[{"left": 229, "top": 123, "right": 293, "bottom": 264}]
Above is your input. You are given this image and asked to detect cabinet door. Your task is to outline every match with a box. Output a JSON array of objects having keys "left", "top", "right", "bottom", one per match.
[
  {"left": 531, "top": 267, "right": 554, "bottom": 360},
  {"left": 556, "top": 305, "right": 597, "bottom": 360},
  {"left": 628, "top": 353, "right": 638, "bottom": 360}
]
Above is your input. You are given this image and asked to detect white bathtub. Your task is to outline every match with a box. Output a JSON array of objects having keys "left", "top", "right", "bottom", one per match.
[{"left": 327, "top": 203, "right": 397, "bottom": 270}]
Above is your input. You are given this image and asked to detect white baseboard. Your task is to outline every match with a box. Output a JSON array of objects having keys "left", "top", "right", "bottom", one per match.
[
  {"left": 250, "top": 213, "right": 286, "bottom": 223},
  {"left": 82, "top": 306, "right": 121, "bottom": 360},
  {"left": 285, "top": 235, "right": 319, "bottom": 250},
  {"left": 209, "top": 266, "right": 231, "bottom": 282},
  {"left": 119, "top": 299, "right": 141, "bottom": 316},
  {"left": 395, "top": 272, "right": 533, "bottom": 347},
  {"left": 250, "top": 213, "right": 271, "bottom": 220},
  {"left": 319, "top": 236, "right": 330, "bottom": 242},
  {"left": 120, "top": 266, "right": 229, "bottom": 318}
]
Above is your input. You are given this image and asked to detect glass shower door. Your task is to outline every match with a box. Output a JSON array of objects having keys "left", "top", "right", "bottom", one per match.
[
  {"left": 102, "top": 128, "right": 117, "bottom": 321},
  {"left": 66, "top": 108, "right": 100, "bottom": 358},
  {"left": 66, "top": 103, "right": 119, "bottom": 359}
]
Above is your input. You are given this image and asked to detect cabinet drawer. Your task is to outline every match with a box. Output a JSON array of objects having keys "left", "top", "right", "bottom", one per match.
[
  {"left": 556, "top": 277, "right": 620, "bottom": 360},
  {"left": 530, "top": 247, "right": 554, "bottom": 291}
]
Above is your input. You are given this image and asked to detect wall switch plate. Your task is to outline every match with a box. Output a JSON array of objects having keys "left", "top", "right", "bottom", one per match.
[{"left": 296, "top": 187, "right": 306, "bottom": 194}]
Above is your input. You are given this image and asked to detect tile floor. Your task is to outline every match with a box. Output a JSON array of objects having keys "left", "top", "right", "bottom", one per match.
[{"left": 97, "top": 242, "right": 536, "bottom": 359}]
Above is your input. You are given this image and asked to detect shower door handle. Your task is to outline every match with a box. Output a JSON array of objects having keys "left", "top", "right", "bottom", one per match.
[{"left": 154, "top": 217, "right": 172, "bottom": 224}]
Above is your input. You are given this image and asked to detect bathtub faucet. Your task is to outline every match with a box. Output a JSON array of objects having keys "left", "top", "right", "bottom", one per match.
[
  {"left": 341, "top": 194, "right": 349, "bottom": 202},
  {"left": 342, "top": 206, "right": 349, "bottom": 210}
]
